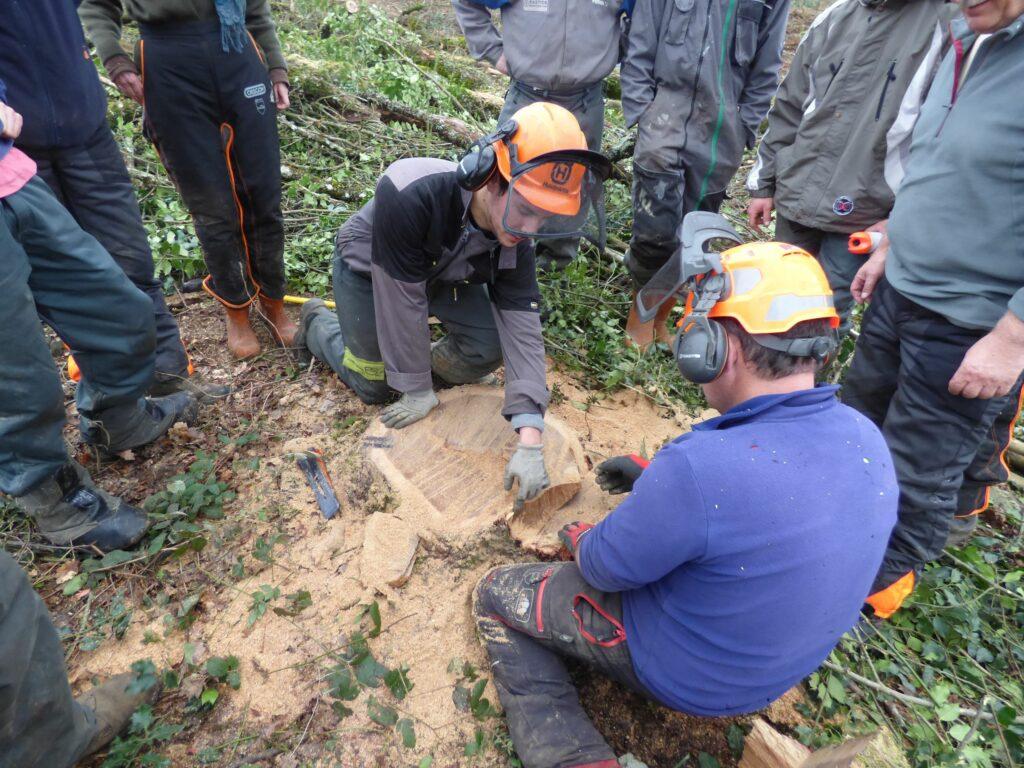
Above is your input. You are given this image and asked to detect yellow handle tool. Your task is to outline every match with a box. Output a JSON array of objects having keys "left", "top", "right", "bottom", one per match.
[{"left": 284, "top": 294, "right": 336, "bottom": 310}]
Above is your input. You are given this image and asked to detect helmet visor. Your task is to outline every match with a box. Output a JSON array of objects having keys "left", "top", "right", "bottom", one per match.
[{"left": 501, "top": 150, "right": 610, "bottom": 247}]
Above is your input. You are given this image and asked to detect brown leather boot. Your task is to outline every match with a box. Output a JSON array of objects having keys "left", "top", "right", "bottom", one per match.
[
  {"left": 625, "top": 293, "right": 677, "bottom": 350},
  {"left": 77, "top": 671, "right": 162, "bottom": 757},
  {"left": 257, "top": 296, "right": 299, "bottom": 347},
  {"left": 225, "top": 306, "right": 260, "bottom": 359}
]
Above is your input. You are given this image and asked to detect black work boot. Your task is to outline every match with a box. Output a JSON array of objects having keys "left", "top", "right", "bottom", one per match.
[
  {"left": 15, "top": 462, "right": 150, "bottom": 551},
  {"left": 149, "top": 370, "right": 230, "bottom": 404},
  {"left": 294, "top": 299, "right": 332, "bottom": 366},
  {"left": 81, "top": 392, "right": 199, "bottom": 455},
  {"left": 76, "top": 671, "right": 162, "bottom": 758}
]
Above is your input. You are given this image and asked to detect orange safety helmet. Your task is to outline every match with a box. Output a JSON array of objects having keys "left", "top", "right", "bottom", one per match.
[
  {"left": 493, "top": 102, "right": 589, "bottom": 216},
  {"left": 696, "top": 241, "right": 840, "bottom": 334}
]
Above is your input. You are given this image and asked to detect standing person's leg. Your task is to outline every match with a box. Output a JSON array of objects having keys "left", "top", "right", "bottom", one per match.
[
  {"left": 950, "top": 381, "right": 1024, "bottom": 546},
  {"left": 0, "top": 552, "right": 162, "bottom": 766},
  {"left": 429, "top": 284, "right": 504, "bottom": 384},
  {"left": 773, "top": 215, "right": 824, "bottom": 256},
  {"left": 4, "top": 177, "right": 197, "bottom": 453},
  {"left": 218, "top": 35, "right": 295, "bottom": 346},
  {"left": 300, "top": 255, "right": 393, "bottom": 404},
  {"left": 814, "top": 233, "right": 861, "bottom": 337},
  {"left": 139, "top": 30, "right": 261, "bottom": 358},
  {"left": 0, "top": 551, "right": 96, "bottom": 767},
  {"left": 27, "top": 127, "right": 189, "bottom": 379},
  {"left": 473, "top": 562, "right": 645, "bottom": 768},
  {"left": 859, "top": 294, "right": 1013, "bottom": 618}
]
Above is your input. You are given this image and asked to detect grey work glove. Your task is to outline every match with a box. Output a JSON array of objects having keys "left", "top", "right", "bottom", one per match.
[
  {"left": 380, "top": 389, "right": 439, "bottom": 429},
  {"left": 504, "top": 443, "right": 550, "bottom": 511}
]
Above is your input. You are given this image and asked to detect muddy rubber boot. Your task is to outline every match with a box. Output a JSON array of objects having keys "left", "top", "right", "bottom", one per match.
[
  {"left": 294, "top": 298, "right": 332, "bottom": 365},
  {"left": 258, "top": 296, "right": 299, "bottom": 347},
  {"left": 225, "top": 306, "right": 261, "bottom": 359},
  {"left": 82, "top": 392, "right": 199, "bottom": 455},
  {"left": 149, "top": 371, "right": 231, "bottom": 404},
  {"left": 569, "top": 761, "right": 621, "bottom": 768},
  {"left": 76, "top": 672, "right": 162, "bottom": 758},
  {"left": 15, "top": 462, "right": 150, "bottom": 551}
]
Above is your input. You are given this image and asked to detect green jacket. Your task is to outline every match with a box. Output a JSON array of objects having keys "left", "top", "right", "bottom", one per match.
[{"left": 78, "top": 0, "right": 287, "bottom": 77}]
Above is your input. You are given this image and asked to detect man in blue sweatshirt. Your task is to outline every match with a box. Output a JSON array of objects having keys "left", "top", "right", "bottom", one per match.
[{"left": 473, "top": 224, "right": 897, "bottom": 768}]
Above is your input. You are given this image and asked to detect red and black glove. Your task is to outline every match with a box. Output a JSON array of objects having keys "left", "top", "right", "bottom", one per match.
[
  {"left": 594, "top": 454, "right": 649, "bottom": 495},
  {"left": 558, "top": 521, "right": 594, "bottom": 559}
]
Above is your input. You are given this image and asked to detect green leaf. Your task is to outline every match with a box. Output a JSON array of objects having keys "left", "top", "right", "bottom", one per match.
[
  {"left": 936, "top": 702, "right": 961, "bottom": 722},
  {"left": 417, "top": 758, "right": 434, "bottom": 768},
  {"left": 62, "top": 573, "right": 86, "bottom": 596},
  {"left": 127, "top": 660, "right": 158, "bottom": 694},
  {"left": 200, "top": 687, "right": 219, "bottom": 707},
  {"left": 206, "top": 657, "right": 229, "bottom": 678},
  {"left": 949, "top": 722, "right": 971, "bottom": 741},
  {"left": 464, "top": 728, "right": 486, "bottom": 756},
  {"left": 452, "top": 684, "right": 470, "bottom": 712},
  {"left": 328, "top": 665, "right": 361, "bottom": 701},
  {"left": 825, "top": 674, "right": 847, "bottom": 705},
  {"left": 367, "top": 695, "right": 398, "bottom": 727},
  {"left": 726, "top": 723, "right": 746, "bottom": 757},
  {"left": 385, "top": 666, "right": 413, "bottom": 700},
  {"left": 273, "top": 589, "right": 313, "bottom": 617},
  {"left": 698, "top": 754, "right": 720, "bottom": 768},
  {"left": 99, "top": 549, "right": 135, "bottom": 568},
  {"left": 360, "top": 600, "right": 383, "bottom": 638},
  {"left": 930, "top": 683, "right": 952, "bottom": 705},
  {"left": 355, "top": 654, "right": 388, "bottom": 688},
  {"left": 397, "top": 717, "right": 416, "bottom": 748},
  {"left": 331, "top": 701, "right": 354, "bottom": 719},
  {"left": 996, "top": 705, "right": 1017, "bottom": 726},
  {"left": 130, "top": 705, "right": 155, "bottom": 732}
]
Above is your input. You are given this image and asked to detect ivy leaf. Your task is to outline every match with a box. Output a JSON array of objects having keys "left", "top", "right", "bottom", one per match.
[
  {"left": 936, "top": 702, "right": 961, "bottom": 722},
  {"left": 359, "top": 600, "right": 383, "bottom": 638},
  {"left": 200, "top": 687, "right": 219, "bottom": 707},
  {"left": 452, "top": 684, "right": 470, "bottom": 712},
  {"left": 355, "top": 654, "right": 388, "bottom": 688},
  {"left": 328, "top": 665, "right": 361, "bottom": 701},
  {"left": 331, "top": 701, "right": 354, "bottom": 719},
  {"left": 397, "top": 717, "right": 416, "bottom": 749},
  {"left": 128, "top": 660, "right": 159, "bottom": 694},
  {"left": 385, "top": 666, "right": 413, "bottom": 700},
  {"left": 367, "top": 695, "right": 398, "bottom": 727},
  {"left": 62, "top": 573, "right": 86, "bottom": 596},
  {"left": 698, "top": 754, "right": 720, "bottom": 768}
]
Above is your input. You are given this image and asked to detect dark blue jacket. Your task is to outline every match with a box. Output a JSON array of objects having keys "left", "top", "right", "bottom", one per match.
[
  {"left": 0, "top": 0, "right": 108, "bottom": 150},
  {"left": 578, "top": 386, "right": 897, "bottom": 716}
]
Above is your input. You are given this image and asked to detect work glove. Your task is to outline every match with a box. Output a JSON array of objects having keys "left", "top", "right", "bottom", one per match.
[
  {"left": 504, "top": 443, "right": 550, "bottom": 511},
  {"left": 558, "top": 521, "right": 594, "bottom": 559},
  {"left": 380, "top": 389, "right": 439, "bottom": 429},
  {"left": 595, "top": 454, "right": 650, "bottom": 495}
]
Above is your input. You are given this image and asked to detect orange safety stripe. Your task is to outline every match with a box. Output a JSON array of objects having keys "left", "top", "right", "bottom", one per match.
[
  {"left": 247, "top": 31, "right": 267, "bottom": 65},
  {"left": 138, "top": 39, "right": 145, "bottom": 87},
  {"left": 865, "top": 571, "right": 915, "bottom": 619},
  {"left": 202, "top": 273, "right": 255, "bottom": 309},
  {"left": 219, "top": 123, "right": 263, "bottom": 301}
]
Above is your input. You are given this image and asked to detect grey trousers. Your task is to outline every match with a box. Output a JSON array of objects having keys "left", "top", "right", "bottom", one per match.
[
  {"left": 498, "top": 80, "right": 605, "bottom": 271},
  {"left": 304, "top": 256, "right": 503, "bottom": 404},
  {"left": 0, "top": 551, "right": 96, "bottom": 768},
  {"left": 628, "top": 85, "right": 737, "bottom": 289},
  {"left": 0, "top": 177, "right": 155, "bottom": 496},
  {"left": 774, "top": 215, "right": 860, "bottom": 337},
  {"left": 24, "top": 125, "right": 189, "bottom": 377}
]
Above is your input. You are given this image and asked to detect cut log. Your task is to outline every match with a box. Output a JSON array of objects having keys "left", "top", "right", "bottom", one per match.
[
  {"left": 739, "top": 718, "right": 811, "bottom": 768},
  {"left": 362, "top": 386, "right": 586, "bottom": 546},
  {"left": 360, "top": 513, "right": 419, "bottom": 589}
]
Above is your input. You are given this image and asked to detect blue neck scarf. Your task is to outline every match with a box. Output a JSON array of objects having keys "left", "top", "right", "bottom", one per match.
[{"left": 215, "top": 0, "right": 247, "bottom": 53}]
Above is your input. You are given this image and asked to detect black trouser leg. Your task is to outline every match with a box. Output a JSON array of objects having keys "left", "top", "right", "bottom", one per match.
[
  {"left": 474, "top": 562, "right": 647, "bottom": 768},
  {"left": 140, "top": 24, "right": 284, "bottom": 306},
  {"left": 956, "top": 383, "right": 1024, "bottom": 516},
  {"left": 429, "top": 284, "right": 503, "bottom": 385},
  {"left": 842, "top": 280, "right": 1014, "bottom": 616},
  {"left": 0, "top": 551, "right": 97, "bottom": 767},
  {"left": 25, "top": 127, "right": 189, "bottom": 376}
]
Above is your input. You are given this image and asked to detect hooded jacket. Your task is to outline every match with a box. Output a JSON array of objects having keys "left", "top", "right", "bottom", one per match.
[
  {"left": 451, "top": 0, "right": 626, "bottom": 92},
  {"left": 336, "top": 158, "right": 549, "bottom": 422},
  {"left": 746, "top": 0, "right": 957, "bottom": 232}
]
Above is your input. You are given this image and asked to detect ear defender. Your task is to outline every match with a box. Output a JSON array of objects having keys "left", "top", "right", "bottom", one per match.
[
  {"left": 673, "top": 315, "right": 729, "bottom": 384},
  {"left": 456, "top": 120, "right": 518, "bottom": 191}
]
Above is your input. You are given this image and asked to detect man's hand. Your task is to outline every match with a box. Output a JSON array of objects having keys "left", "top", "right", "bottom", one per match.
[
  {"left": 0, "top": 102, "right": 23, "bottom": 140},
  {"left": 504, "top": 443, "right": 549, "bottom": 511},
  {"left": 114, "top": 72, "right": 144, "bottom": 106},
  {"left": 380, "top": 389, "right": 438, "bottom": 429},
  {"left": 494, "top": 53, "right": 509, "bottom": 75},
  {"left": 747, "top": 197, "right": 774, "bottom": 232},
  {"left": 595, "top": 454, "right": 649, "bottom": 495},
  {"left": 273, "top": 81, "right": 290, "bottom": 111},
  {"left": 949, "top": 313, "right": 1024, "bottom": 399},
  {"left": 558, "top": 521, "right": 594, "bottom": 559},
  {"left": 851, "top": 220, "right": 889, "bottom": 303}
]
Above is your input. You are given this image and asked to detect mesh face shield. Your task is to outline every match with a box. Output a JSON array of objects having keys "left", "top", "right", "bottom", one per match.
[{"left": 500, "top": 148, "right": 611, "bottom": 248}]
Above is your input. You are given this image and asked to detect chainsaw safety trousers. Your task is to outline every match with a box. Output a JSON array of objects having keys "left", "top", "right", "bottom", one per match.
[
  {"left": 842, "top": 278, "right": 1024, "bottom": 617},
  {"left": 25, "top": 123, "right": 189, "bottom": 380},
  {"left": 0, "top": 176, "right": 155, "bottom": 497},
  {"left": 136, "top": 21, "right": 286, "bottom": 307},
  {"left": 497, "top": 80, "right": 606, "bottom": 271},
  {"left": 0, "top": 551, "right": 98, "bottom": 767},
  {"left": 474, "top": 562, "right": 650, "bottom": 768},
  {"left": 304, "top": 258, "right": 504, "bottom": 405}
]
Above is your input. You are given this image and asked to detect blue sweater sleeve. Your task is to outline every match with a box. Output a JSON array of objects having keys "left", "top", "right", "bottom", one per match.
[{"left": 577, "top": 443, "right": 709, "bottom": 591}]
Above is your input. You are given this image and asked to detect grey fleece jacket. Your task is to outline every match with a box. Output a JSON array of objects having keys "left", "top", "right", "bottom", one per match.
[
  {"left": 746, "top": 0, "right": 956, "bottom": 233},
  {"left": 885, "top": 13, "right": 1024, "bottom": 331},
  {"left": 451, "top": 0, "right": 625, "bottom": 92},
  {"left": 335, "top": 158, "right": 549, "bottom": 423},
  {"left": 620, "top": 0, "right": 789, "bottom": 133}
]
